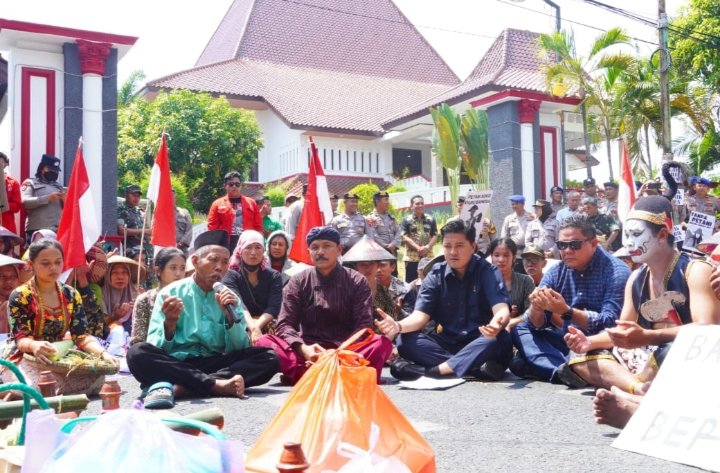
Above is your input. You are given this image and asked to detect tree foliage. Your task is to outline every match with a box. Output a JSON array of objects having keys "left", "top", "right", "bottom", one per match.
[
  {"left": 117, "top": 89, "right": 263, "bottom": 213},
  {"left": 670, "top": 0, "right": 720, "bottom": 90}
]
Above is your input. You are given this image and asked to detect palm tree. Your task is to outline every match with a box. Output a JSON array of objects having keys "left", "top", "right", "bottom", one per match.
[
  {"left": 539, "top": 28, "right": 632, "bottom": 178},
  {"left": 118, "top": 70, "right": 146, "bottom": 109}
]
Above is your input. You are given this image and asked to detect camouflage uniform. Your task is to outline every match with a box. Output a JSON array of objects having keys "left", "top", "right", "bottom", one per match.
[
  {"left": 330, "top": 212, "right": 369, "bottom": 250},
  {"left": 117, "top": 203, "right": 153, "bottom": 286},
  {"left": 588, "top": 213, "right": 621, "bottom": 251},
  {"left": 366, "top": 210, "right": 401, "bottom": 253},
  {"left": 175, "top": 207, "right": 193, "bottom": 252}
]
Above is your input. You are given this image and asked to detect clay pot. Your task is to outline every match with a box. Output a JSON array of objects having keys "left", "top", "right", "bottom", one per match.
[{"left": 277, "top": 442, "right": 310, "bottom": 472}]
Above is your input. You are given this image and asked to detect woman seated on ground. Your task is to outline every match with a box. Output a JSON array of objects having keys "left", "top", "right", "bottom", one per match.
[
  {"left": 266, "top": 230, "right": 295, "bottom": 285},
  {"left": 488, "top": 238, "right": 535, "bottom": 331},
  {"left": 66, "top": 244, "right": 109, "bottom": 339},
  {"left": 129, "top": 247, "right": 186, "bottom": 345},
  {"left": 0, "top": 239, "right": 117, "bottom": 394},
  {"left": 101, "top": 255, "right": 145, "bottom": 353},
  {"left": 224, "top": 230, "right": 283, "bottom": 344},
  {"left": 0, "top": 255, "right": 31, "bottom": 336}
]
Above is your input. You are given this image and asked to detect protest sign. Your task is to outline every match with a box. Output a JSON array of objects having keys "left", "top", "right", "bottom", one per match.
[
  {"left": 683, "top": 211, "right": 715, "bottom": 250},
  {"left": 672, "top": 225, "right": 685, "bottom": 243},
  {"left": 459, "top": 190, "right": 492, "bottom": 242},
  {"left": 613, "top": 325, "right": 720, "bottom": 472},
  {"left": 673, "top": 188, "right": 684, "bottom": 206}
]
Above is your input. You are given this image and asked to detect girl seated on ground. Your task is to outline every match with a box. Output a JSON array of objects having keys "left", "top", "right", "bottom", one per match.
[
  {"left": 129, "top": 247, "right": 186, "bottom": 345},
  {"left": 101, "top": 255, "right": 145, "bottom": 354},
  {"left": 1, "top": 239, "right": 117, "bottom": 394}
]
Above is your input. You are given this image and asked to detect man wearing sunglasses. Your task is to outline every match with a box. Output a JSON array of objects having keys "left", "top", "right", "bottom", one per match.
[
  {"left": 207, "top": 171, "right": 264, "bottom": 251},
  {"left": 510, "top": 215, "right": 630, "bottom": 384}
]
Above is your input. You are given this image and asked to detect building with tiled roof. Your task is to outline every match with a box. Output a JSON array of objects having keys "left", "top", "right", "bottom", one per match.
[{"left": 148, "top": 2, "right": 585, "bottom": 212}]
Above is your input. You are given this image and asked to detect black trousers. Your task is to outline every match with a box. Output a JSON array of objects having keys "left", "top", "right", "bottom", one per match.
[
  {"left": 405, "top": 261, "right": 419, "bottom": 283},
  {"left": 127, "top": 343, "right": 279, "bottom": 395}
]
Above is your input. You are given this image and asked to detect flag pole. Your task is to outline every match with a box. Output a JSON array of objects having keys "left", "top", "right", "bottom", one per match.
[{"left": 136, "top": 196, "right": 151, "bottom": 288}]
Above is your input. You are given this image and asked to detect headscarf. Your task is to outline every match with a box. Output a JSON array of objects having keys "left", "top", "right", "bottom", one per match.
[
  {"left": 266, "top": 230, "right": 291, "bottom": 265},
  {"left": 31, "top": 229, "right": 57, "bottom": 242},
  {"left": 101, "top": 262, "right": 139, "bottom": 324},
  {"left": 229, "top": 230, "right": 267, "bottom": 271}
]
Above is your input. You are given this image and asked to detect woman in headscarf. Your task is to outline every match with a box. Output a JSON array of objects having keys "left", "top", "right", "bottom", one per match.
[
  {"left": 265, "top": 230, "right": 296, "bottom": 285},
  {"left": 130, "top": 247, "right": 186, "bottom": 345},
  {"left": 224, "top": 230, "right": 283, "bottom": 344},
  {"left": 101, "top": 255, "right": 145, "bottom": 352}
]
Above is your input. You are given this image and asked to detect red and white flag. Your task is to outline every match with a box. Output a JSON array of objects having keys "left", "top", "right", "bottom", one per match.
[
  {"left": 146, "top": 134, "right": 176, "bottom": 248},
  {"left": 57, "top": 138, "right": 101, "bottom": 271},
  {"left": 618, "top": 138, "right": 637, "bottom": 223},
  {"left": 289, "top": 137, "right": 333, "bottom": 264}
]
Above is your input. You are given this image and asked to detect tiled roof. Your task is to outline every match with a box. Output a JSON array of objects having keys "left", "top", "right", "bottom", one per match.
[
  {"left": 196, "top": 0, "right": 459, "bottom": 85},
  {"left": 148, "top": 60, "right": 450, "bottom": 134},
  {"left": 383, "top": 28, "right": 558, "bottom": 128}
]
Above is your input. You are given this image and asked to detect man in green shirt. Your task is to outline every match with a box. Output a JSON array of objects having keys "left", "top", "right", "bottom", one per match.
[
  {"left": 127, "top": 230, "right": 279, "bottom": 406},
  {"left": 256, "top": 195, "right": 283, "bottom": 240}
]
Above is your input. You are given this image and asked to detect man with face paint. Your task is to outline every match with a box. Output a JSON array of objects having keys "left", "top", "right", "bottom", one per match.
[
  {"left": 563, "top": 196, "right": 720, "bottom": 403},
  {"left": 255, "top": 226, "right": 392, "bottom": 385},
  {"left": 21, "top": 154, "right": 65, "bottom": 245}
]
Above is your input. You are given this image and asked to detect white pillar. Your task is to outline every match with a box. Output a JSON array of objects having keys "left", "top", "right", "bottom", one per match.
[
  {"left": 520, "top": 123, "right": 535, "bottom": 202},
  {"left": 77, "top": 40, "right": 111, "bottom": 230},
  {"left": 518, "top": 99, "right": 541, "bottom": 202}
]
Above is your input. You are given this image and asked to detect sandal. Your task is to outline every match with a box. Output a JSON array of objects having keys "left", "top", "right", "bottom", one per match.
[{"left": 142, "top": 381, "right": 175, "bottom": 409}]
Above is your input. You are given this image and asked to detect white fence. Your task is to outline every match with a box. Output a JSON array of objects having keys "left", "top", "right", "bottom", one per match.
[{"left": 390, "top": 184, "right": 474, "bottom": 209}]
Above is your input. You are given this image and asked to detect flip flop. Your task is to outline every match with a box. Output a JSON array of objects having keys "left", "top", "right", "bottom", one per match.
[{"left": 142, "top": 381, "right": 175, "bottom": 409}]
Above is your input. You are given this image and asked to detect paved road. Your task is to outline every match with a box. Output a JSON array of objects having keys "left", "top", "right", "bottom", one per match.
[{"left": 80, "top": 369, "right": 698, "bottom": 473}]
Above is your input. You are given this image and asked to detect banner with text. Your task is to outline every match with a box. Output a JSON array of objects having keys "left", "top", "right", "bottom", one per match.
[
  {"left": 459, "top": 190, "right": 492, "bottom": 242},
  {"left": 683, "top": 211, "right": 715, "bottom": 250},
  {"left": 613, "top": 325, "right": 720, "bottom": 471}
]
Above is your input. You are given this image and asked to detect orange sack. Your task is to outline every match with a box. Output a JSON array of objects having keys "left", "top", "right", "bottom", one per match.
[{"left": 245, "top": 329, "right": 436, "bottom": 473}]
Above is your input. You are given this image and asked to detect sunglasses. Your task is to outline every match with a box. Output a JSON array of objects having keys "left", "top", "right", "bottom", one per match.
[
  {"left": 225, "top": 182, "right": 242, "bottom": 188},
  {"left": 555, "top": 239, "right": 588, "bottom": 251}
]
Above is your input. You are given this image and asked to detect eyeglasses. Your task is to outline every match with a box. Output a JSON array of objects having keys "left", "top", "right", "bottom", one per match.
[
  {"left": 225, "top": 182, "right": 242, "bottom": 188},
  {"left": 556, "top": 239, "right": 589, "bottom": 251}
]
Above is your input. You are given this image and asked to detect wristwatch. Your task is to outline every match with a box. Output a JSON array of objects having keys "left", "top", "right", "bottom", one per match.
[{"left": 561, "top": 307, "right": 573, "bottom": 321}]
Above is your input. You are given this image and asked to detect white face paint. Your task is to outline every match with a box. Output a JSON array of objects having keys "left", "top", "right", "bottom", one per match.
[{"left": 623, "top": 219, "right": 661, "bottom": 263}]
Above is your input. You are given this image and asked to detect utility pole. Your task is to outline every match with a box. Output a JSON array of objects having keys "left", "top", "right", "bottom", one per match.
[{"left": 658, "top": 0, "right": 673, "bottom": 161}]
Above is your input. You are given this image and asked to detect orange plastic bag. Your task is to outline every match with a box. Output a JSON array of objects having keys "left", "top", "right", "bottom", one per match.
[{"left": 245, "top": 329, "right": 435, "bottom": 473}]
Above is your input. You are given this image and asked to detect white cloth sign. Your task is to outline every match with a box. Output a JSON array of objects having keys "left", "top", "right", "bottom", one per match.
[
  {"left": 683, "top": 211, "right": 715, "bottom": 250},
  {"left": 613, "top": 325, "right": 720, "bottom": 472},
  {"left": 459, "top": 190, "right": 492, "bottom": 241}
]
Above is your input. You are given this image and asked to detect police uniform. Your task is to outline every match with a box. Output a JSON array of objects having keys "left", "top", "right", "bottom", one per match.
[
  {"left": 366, "top": 210, "right": 401, "bottom": 251},
  {"left": 500, "top": 211, "right": 532, "bottom": 251},
  {"left": 686, "top": 194, "right": 720, "bottom": 217},
  {"left": 330, "top": 212, "right": 368, "bottom": 250},
  {"left": 175, "top": 207, "right": 193, "bottom": 251},
  {"left": 21, "top": 154, "right": 65, "bottom": 241},
  {"left": 525, "top": 217, "right": 558, "bottom": 258}
]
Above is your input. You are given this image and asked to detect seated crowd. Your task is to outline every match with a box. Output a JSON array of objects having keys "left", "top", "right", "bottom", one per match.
[{"left": 0, "top": 182, "right": 717, "bottom": 436}]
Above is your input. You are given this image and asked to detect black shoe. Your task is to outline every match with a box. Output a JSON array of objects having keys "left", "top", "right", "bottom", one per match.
[
  {"left": 390, "top": 359, "right": 426, "bottom": 381},
  {"left": 508, "top": 354, "right": 532, "bottom": 379},
  {"left": 477, "top": 360, "right": 507, "bottom": 381}
]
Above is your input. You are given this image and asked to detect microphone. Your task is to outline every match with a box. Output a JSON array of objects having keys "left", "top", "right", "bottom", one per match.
[{"left": 212, "top": 282, "right": 242, "bottom": 326}]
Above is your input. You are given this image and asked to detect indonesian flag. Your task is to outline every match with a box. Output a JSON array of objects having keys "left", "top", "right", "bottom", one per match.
[
  {"left": 288, "top": 137, "right": 333, "bottom": 264},
  {"left": 57, "top": 138, "right": 101, "bottom": 271},
  {"left": 146, "top": 134, "right": 176, "bottom": 248},
  {"left": 618, "top": 138, "right": 637, "bottom": 223}
]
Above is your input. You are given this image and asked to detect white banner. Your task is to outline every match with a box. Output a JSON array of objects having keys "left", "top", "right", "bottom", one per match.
[
  {"left": 459, "top": 190, "right": 492, "bottom": 241},
  {"left": 683, "top": 211, "right": 715, "bottom": 250},
  {"left": 613, "top": 325, "right": 720, "bottom": 472}
]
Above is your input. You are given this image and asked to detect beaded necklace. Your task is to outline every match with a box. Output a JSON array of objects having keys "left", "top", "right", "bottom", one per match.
[{"left": 31, "top": 278, "right": 69, "bottom": 338}]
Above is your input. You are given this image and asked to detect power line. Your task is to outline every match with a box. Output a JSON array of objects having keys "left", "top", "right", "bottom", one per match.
[{"left": 494, "top": 0, "right": 658, "bottom": 46}]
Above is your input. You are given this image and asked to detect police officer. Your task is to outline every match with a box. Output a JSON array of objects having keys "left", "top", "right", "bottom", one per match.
[
  {"left": 525, "top": 199, "right": 559, "bottom": 259},
  {"left": 117, "top": 185, "right": 148, "bottom": 260},
  {"left": 366, "top": 191, "right": 401, "bottom": 256},
  {"left": 329, "top": 192, "right": 369, "bottom": 253},
  {"left": 21, "top": 154, "right": 65, "bottom": 245},
  {"left": 549, "top": 186, "right": 564, "bottom": 217},
  {"left": 500, "top": 195, "right": 533, "bottom": 272}
]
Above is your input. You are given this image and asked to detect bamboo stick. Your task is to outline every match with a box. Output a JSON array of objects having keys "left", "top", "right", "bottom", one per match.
[{"left": 0, "top": 395, "right": 89, "bottom": 420}]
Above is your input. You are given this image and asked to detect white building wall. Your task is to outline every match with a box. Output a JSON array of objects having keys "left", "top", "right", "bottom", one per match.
[
  {"left": 2, "top": 47, "right": 65, "bottom": 184},
  {"left": 253, "top": 108, "right": 392, "bottom": 183}
]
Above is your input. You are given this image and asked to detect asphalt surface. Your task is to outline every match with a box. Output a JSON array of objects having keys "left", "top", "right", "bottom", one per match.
[{"left": 78, "top": 369, "right": 702, "bottom": 473}]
